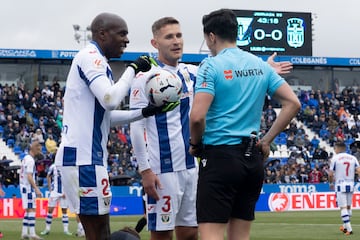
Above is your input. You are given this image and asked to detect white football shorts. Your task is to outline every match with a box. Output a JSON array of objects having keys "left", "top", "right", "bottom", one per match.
[
  {"left": 21, "top": 186, "right": 36, "bottom": 210},
  {"left": 146, "top": 167, "right": 198, "bottom": 231},
  {"left": 48, "top": 191, "right": 68, "bottom": 209},
  {"left": 57, "top": 165, "right": 112, "bottom": 215}
]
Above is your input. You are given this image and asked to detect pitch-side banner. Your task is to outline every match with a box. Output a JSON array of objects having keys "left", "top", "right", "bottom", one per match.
[
  {"left": 0, "top": 197, "right": 143, "bottom": 218},
  {"left": 257, "top": 192, "right": 360, "bottom": 212}
]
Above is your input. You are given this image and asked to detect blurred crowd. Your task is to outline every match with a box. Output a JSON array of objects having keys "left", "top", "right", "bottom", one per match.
[
  {"left": 263, "top": 87, "right": 360, "bottom": 184},
  {"left": 0, "top": 80, "right": 359, "bottom": 187},
  {"left": 0, "top": 80, "right": 141, "bottom": 187}
]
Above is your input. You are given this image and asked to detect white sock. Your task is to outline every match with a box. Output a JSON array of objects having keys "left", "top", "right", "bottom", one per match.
[
  {"left": 22, "top": 212, "right": 29, "bottom": 236},
  {"left": 45, "top": 213, "right": 53, "bottom": 231},
  {"left": 28, "top": 212, "right": 36, "bottom": 236},
  {"left": 62, "top": 214, "right": 69, "bottom": 232}
]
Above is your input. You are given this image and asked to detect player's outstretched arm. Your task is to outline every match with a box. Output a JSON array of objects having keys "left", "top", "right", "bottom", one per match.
[
  {"left": 90, "top": 55, "right": 157, "bottom": 110},
  {"left": 267, "top": 52, "right": 293, "bottom": 75},
  {"left": 110, "top": 101, "right": 180, "bottom": 126}
]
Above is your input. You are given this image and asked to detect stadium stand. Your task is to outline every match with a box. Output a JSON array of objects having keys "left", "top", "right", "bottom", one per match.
[{"left": 0, "top": 79, "right": 358, "bottom": 187}]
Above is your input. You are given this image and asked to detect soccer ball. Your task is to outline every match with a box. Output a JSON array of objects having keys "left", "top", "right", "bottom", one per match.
[{"left": 145, "top": 69, "right": 183, "bottom": 107}]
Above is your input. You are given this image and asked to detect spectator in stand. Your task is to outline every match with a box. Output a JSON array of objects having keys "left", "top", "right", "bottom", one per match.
[
  {"left": 264, "top": 105, "right": 277, "bottom": 123},
  {"left": 308, "top": 167, "right": 323, "bottom": 183},
  {"left": 124, "top": 165, "right": 139, "bottom": 185},
  {"left": 308, "top": 94, "right": 319, "bottom": 109},
  {"left": 3, "top": 121, "right": 15, "bottom": 144},
  {"left": 109, "top": 128, "right": 118, "bottom": 143},
  {"left": 319, "top": 125, "right": 331, "bottom": 141},
  {"left": 0, "top": 110, "right": 6, "bottom": 127},
  {"left": 289, "top": 169, "right": 299, "bottom": 183},
  {"left": 302, "top": 134, "right": 311, "bottom": 148},
  {"left": 55, "top": 109, "right": 63, "bottom": 130},
  {"left": 287, "top": 121, "right": 298, "bottom": 136},
  {"left": 116, "top": 128, "right": 127, "bottom": 144},
  {"left": 7, "top": 87, "right": 17, "bottom": 105},
  {"left": 327, "top": 115, "right": 338, "bottom": 133},
  {"left": 16, "top": 128, "right": 31, "bottom": 151},
  {"left": 16, "top": 89, "right": 24, "bottom": 107},
  {"left": 41, "top": 86, "right": 54, "bottom": 99},
  {"left": 45, "top": 135, "right": 57, "bottom": 154},
  {"left": 350, "top": 141, "right": 360, "bottom": 161},
  {"left": 32, "top": 129, "right": 45, "bottom": 144},
  {"left": 294, "top": 135, "right": 305, "bottom": 149},
  {"left": 298, "top": 165, "right": 309, "bottom": 183},
  {"left": 284, "top": 170, "right": 293, "bottom": 183},
  {"left": 310, "top": 135, "right": 320, "bottom": 149},
  {"left": 337, "top": 105, "right": 349, "bottom": 120},
  {"left": 311, "top": 115, "right": 323, "bottom": 134},
  {"left": 264, "top": 169, "right": 275, "bottom": 183},
  {"left": 347, "top": 117, "right": 357, "bottom": 137},
  {"left": 313, "top": 147, "right": 329, "bottom": 161},
  {"left": 348, "top": 97, "right": 359, "bottom": 116},
  {"left": 335, "top": 127, "right": 345, "bottom": 141},
  {"left": 302, "top": 105, "right": 314, "bottom": 125}
]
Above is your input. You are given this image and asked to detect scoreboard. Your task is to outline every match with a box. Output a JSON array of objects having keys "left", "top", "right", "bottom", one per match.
[{"left": 232, "top": 9, "right": 312, "bottom": 56}]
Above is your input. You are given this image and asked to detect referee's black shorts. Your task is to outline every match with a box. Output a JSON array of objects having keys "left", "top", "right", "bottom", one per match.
[{"left": 196, "top": 144, "right": 264, "bottom": 223}]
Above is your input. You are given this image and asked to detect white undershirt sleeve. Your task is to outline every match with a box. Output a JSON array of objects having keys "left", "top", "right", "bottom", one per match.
[
  {"left": 90, "top": 67, "right": 136, "bottom": 110},
  {"left": 130, "top": 119, "right": 150, "bottom": 172},
  {"left": 110, "top": 109, "right": 143, "bottom": 127}
]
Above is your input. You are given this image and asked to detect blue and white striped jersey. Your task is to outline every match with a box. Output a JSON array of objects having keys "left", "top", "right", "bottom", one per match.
[
  {"left": 55, "top": 41, "right": 113, "bottom": 167},
  {"left": 47, "top": 164, "right": 63, "bottom": 194},
  {"left": 19, "top": 154, "right": 36, "bottom": 192},
  {"left": 130, "top": 62, "right": 198, "bottom": 174},
  {"left": 330, "top": 152, "right": 360, "bottom": 192}
]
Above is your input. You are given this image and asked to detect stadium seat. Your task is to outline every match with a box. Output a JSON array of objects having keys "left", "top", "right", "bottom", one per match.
[
  {"left": 19, "top": 152, "right": 26, "bottom": 160},
  {"left": 0, "top": 125, "right": 4, "bottom": 136},
  {"left": 6, "top": 138, "right": 15, "bottom": 148},
  {"left": 13, "top": 145, "right": 22, "bottom": 155},
  {"left": 279, "top": 132, "right": 287, "bottom": 139},
  {"left": 42, "top": 146, "right": 47, "bottom": 154},
  {"left": 279, "top": 137, "right": 287, "bottom": 145}
]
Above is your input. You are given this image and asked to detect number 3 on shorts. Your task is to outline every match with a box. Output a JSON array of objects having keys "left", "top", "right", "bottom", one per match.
[{"left": 162, "top": 195, "right": 171, "bottom": 212}]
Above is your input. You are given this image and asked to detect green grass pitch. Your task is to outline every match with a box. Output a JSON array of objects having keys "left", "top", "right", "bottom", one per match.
[{"left": 0, "top": 211, "right": 358, "bottom": 239}]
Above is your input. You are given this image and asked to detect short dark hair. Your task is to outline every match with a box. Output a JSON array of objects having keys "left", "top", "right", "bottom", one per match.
[
  {"left": 202, "top": 9, "right": 238, "bottom": 42},
  {"left": 334, "top": 140, "right": 346, "bottom": 148},
  {"left": 152, "top": 17, "right": 179, "bottom": 35},
  {"left": 110, "top": 227, "right": 140, "bottom": 240}
]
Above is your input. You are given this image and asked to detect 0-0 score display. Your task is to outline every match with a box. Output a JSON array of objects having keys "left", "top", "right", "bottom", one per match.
[{"left": 232, "top": 9, "right": 313, "bottom": 56}]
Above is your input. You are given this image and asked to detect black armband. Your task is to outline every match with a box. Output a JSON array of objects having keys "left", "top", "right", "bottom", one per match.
[{"left": 189, "top": 139, "right": 203, "bottom": 149}]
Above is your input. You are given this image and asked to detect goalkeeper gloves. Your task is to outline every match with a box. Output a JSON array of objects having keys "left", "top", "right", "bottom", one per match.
[
  {"left": 129, "top": 55, "right": 158, "bottom": 74},
  {"left": 142, "top": 101, "right": 180, "bottom": 118}
]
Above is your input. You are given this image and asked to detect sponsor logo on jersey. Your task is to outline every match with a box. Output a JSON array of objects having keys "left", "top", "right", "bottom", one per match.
[
  {"left": 132, "top": 89, "right": 140, "bottom": 97},
  {"left": 234, "top": 69, "right": 263, "bottom": 77},
  {"left": 147, "top": 205, "right": 155, "bottom": 213},
  {"left": 224, "top": 69, "right": 233, "bottom": 80},
  {"left": 79, "top": 188, "right": 94, "bottom": 196},
  {"left": 94, "top": 59, "right": 102, "bottom": 67}
]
